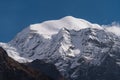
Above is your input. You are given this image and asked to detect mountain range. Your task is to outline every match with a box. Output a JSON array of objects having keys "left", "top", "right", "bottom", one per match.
[{"left": 1, "top": 16, "right": 120, "bottom": 80}]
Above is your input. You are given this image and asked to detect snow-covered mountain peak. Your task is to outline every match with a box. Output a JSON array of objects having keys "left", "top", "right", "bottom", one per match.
[
  {"left": 9, "top": 16, "right": 111, "bottom": 63},
  {"left": 29, "top": 16, "right": 102, "bottom": 39},
  {"left": 61, "top": 16, "right": 76, "bottom": 20},
  {"left": 2, "top": 16, "right": 120, "bottom": 80}
]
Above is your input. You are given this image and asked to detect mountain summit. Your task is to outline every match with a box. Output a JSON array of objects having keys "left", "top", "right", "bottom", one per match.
[
  {"left": 12, "top": 16, "right": 102, "bottom": 39},
  {"left": 29, "top": 16, "right": 102, "bottom": 38},
  {"left": 1, "top": 16, "right": 120, "bottom": 80}
]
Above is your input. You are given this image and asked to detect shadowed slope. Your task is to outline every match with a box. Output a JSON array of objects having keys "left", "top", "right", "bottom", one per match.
[{"left": 0, "top": 47, "right": 53, "bottom": 80}]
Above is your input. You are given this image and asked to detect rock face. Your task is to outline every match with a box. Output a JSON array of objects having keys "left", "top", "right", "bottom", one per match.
[
  {"left": 0, "top": 47, "right": 64, "bottom": 80},
  {"left": 27, "top": 59, "right": 65, "bottom": 80},
  {"left": 1, "top": 16, "right": 120, "bottom": 80},
  {"left": 68, "top": 54, "right": 120, "bottom": 80}
]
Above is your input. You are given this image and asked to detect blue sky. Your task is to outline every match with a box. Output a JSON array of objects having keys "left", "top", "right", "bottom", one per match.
[{"left": 0, "top": 0, "right": 120, "bottom": 42}]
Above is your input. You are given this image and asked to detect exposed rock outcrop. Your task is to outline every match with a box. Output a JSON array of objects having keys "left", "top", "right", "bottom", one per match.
[{"left": 0, "top": 47, "right": 63, "bottom": 80}]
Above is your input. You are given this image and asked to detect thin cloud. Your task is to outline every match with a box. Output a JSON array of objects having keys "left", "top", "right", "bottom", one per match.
[{"left": 103, "top": 22, "right": 120, "bottom": 36}]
